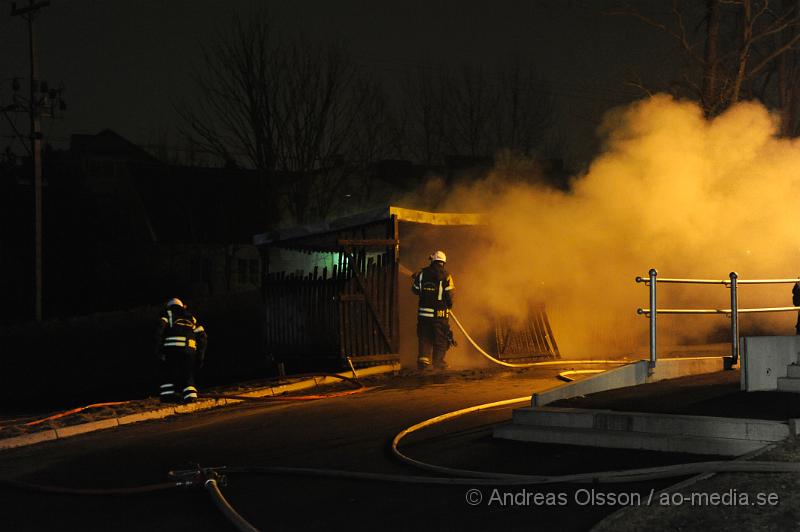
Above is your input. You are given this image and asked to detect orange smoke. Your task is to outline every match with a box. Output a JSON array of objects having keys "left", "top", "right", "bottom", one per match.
[{"left": 404, "top": 94, "right": 800, "bottom": 358}]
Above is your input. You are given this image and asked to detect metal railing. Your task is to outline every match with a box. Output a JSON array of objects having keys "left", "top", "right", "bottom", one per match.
[{"left": 635, "top": 269, "right": 800, "bottom": 372}]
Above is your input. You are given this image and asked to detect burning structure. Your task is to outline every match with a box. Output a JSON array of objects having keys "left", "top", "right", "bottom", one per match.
[{"left": 254, "top": 206, "right": 559, "bottom": 371}]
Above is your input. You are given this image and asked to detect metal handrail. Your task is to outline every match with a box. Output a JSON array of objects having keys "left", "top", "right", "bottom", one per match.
[
  {"left": 637, "top": 306, "right": 800, "bottom": 315},
  {"left": 734, "top": 279, "right": 800, "bottom": 285},
  {"left": 636, "top": 277, "right": 800, "bottom": 285},
  {"left": 635, "top": 269, "right": 800, "bottom": 373},
  {"left": 636, "top": 277, "right": 728, "bottom": 285}
]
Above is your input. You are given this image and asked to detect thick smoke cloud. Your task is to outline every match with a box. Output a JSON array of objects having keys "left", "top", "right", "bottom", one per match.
[{"left": 409, "top": 95, "right": 800, "bottom": 359}]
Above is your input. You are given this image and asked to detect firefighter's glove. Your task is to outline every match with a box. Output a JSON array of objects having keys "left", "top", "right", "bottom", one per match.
[{"left": 447, "top": 328, "right": 458, "bottom": 348}]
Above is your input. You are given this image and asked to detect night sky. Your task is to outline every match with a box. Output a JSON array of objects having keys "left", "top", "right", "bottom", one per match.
[{"left": 0, "top": 0, "right": 679, "bottom": 166}]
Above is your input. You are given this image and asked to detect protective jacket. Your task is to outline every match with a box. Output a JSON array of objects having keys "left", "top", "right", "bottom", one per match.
[
  {"left": 156, "top": 304, "right": 207, "bottom": 402},
  {"left": 412, "top": 262, "right": 454, "bottom": 319},
  {"left": 157, "top": 305, "right": 207, "bottom": 360}
]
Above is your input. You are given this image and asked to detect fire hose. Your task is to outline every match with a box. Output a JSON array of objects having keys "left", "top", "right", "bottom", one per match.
[
  {"left": 450, "top": 311, "right": 627, "bottom": 368},
  {"left": 7, "top": 391, "right": 800, "bottom": 532},
  {"left": 4, "top": 373, "right": 367, "bottom": 432},
  {"left": 397, "top": 263, "right": 626, "bottom": 369},
  {"left": 1, "top": 268, "right": 774, "bottom": 529},
  {"left": 201, "top": 372, "right": 369, "bottom": 403}
]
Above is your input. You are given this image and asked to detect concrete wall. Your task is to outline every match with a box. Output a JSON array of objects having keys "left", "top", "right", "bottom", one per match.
[
  {"left": 741, "top": 336, "right": 800, "bottom": 391},
  {"left": 532, "top": 362, "right": 648, "bottom": 406},
  {"left": 651, "top": 356, "right": 730, "bottom": 381},
  {"left": 532, "top": 357, "right": 731, "bottom": 407}
]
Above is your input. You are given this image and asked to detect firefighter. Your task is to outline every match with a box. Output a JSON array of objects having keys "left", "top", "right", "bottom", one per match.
[
  {"left": 156, "top": 298, "right": 207, "bottom": 403},
  {"left": 412, "top": 250, "right": 455, "bottom": 370}
]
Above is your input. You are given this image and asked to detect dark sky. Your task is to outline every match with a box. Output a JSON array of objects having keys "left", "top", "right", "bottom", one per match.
[{"left": 0, "top": 0, "right": 681, "bottom": 166}]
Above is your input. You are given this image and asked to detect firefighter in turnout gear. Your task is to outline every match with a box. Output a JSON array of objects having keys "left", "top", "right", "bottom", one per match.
[
  {"left": 156, "top": 298, "right": 207, "bottom": 403},
  {"left": 412, "top": 250, "right": 454, "bottom": 370}
]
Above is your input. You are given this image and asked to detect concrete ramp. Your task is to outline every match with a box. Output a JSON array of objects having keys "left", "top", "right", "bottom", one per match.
[{"left": 493, "top": 407, "right": 788, "bottom": 456}]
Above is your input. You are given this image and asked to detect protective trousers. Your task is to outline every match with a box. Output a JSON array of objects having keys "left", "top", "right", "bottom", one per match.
[
  {"left": 417, "top": 318, "right": 450, "bottom": 367},
  {"left": 159, "top": 348, "right": 198, "bottom": 402}
]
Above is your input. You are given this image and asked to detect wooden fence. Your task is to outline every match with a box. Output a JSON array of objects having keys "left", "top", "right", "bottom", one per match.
[{"left": 263, "top": 251, "right": 398, "bottom": 369}]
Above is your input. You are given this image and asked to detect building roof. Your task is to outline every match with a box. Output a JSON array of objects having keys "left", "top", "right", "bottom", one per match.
[
  {"left": 253, "top": 206, "right": 486, "bottom": 250},
  {"left": 70, "top": 129, "right": 162, "bottom": 165}
]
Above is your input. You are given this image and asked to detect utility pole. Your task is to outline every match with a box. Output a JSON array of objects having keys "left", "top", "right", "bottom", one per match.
[{"left": 11, "top": 0, "right": 49, "bottom": 321}]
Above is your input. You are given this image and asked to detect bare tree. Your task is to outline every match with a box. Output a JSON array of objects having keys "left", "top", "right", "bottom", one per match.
[
  {"left": 612, "top": 0, "right": 800, "bottom": 118},
  {"left": 771, "top": 0, "right": 800, "bottom": 135},
  {"left": 275, "top": 40, "right": 398, "bottom": 221},
  {"left": 399, "top": 59, "right": 558, "bottom": 165},
  {"left": 176, "top": 13, "right": 280, "bottom": 223},
  {"left": 492, "top": 56, "right": 556, "bottom": 157},
  {"left": 398, "top": 66, "right": 450, "bottom": 165},
  {"left": 177, "top": 12, "right": 395, "bottom": 225},
  {"left": 446, "top": 65, "right": 497, "bottom": 158}
]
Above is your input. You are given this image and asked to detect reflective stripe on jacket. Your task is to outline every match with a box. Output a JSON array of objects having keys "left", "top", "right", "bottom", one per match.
[{"left": 412, "top": 263, "right": 454, "bottom": 319}]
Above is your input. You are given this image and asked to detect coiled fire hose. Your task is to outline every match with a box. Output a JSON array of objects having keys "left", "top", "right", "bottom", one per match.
[
  {"left": 7, "top": 392, "right": 800, "bottom": 532},
  {"left": 3, "top": 268, "right": 772, "bottom": 531}
]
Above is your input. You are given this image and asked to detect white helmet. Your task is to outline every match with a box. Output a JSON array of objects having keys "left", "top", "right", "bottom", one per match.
[
  {"left": 166, "top": 297, "right": 185, "bottom": 308},
  {"left": 429, "top": 250, "right": 447, "bottom": 263}
]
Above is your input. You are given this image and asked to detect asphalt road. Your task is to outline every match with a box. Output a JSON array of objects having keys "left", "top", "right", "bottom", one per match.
[{"left": 0, "top": 369, "right": 710, "bottom": 531}]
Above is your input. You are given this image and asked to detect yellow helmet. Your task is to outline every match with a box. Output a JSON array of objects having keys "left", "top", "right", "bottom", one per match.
[
  {"left": 166, "top": 297, "right": 185, "bottom": 308},
  {"left": 429, "top": 250, "right": 447, "bottom": 263}
]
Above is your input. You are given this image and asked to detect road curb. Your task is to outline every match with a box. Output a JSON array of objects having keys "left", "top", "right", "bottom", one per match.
[{"left": 0, "top": 363, "right": 399, "bottom": 452}]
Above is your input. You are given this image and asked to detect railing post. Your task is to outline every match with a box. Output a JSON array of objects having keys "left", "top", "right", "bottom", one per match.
[
  {"left": 730, "top": 271, "right": 739, "bottom": 367},
  {"left": 649, "top": 268, "right": 657, "bottom": 373}
]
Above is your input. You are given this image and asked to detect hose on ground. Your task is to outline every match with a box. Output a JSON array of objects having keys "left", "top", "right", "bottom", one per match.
[
  {"left": 266, "top": 372, "right": 361, "bottom": 387},
  {"left": 224, "top": 393, "right": 800, "bottom": 485},
  {"left": 203, "top": 477, "right": 259, "bottom": 532},
  {"left": 1, "top": 475, "right": 260, "bottom": 531},
  {"left": 387, "top": 394, "right": 800, "bottom": 483},
  {"left": 557, "top": 369, "right": 606, "bottom": 382},
  {"left": 6, "top": 390, "right": 798, "bottom": 532},
  {"left": 450, "top": 312, "right": 628, "bottom": 369},
  {"left": 0, "top": 478, "right": 183, "bottom": 495},
  {"left": 399, "top": 261, "right": 628, "bottom": 369},
  {"left": 222, "top": 460, "right": 800, "bottom": 485},
  {"left": 202, "top": 372, "right": 368, "bottom": 402},
  {"left": 20, "top": 401, "right": 130, "bottom": 428},
  {"left": 202, "top": 386, "right": 369, "bottom": 403},
  {"left": 5, "top": 373, "right": 365, "bottom": 432}
]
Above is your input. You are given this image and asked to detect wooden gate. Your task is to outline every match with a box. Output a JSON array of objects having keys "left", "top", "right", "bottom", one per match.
[
  {"left": 338, "top": 250, "right": 399, "bottom": 366},
  {"left": 494, "top": 303, "right": 560, "bottom": 362}
]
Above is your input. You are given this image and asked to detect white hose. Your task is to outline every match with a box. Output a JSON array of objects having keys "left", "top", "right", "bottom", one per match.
[
  {"left": 225, "top": 396, "right": 800, "bottom": 485},
  {"left": 400, "top": 263, "right": 627, "bottom": 369},
  {"left": 385, "top": 396, "right": 800, "bottom": 483},
  {"left": 227, "top": 459, "right": 800, "bottom": 485},
  {"left": 450, "top": 312, "right": 628, "bottom": 368},
  {"left": 450, "top": 312, "right": 541, "bottom": 368}
]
